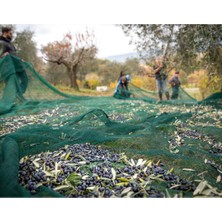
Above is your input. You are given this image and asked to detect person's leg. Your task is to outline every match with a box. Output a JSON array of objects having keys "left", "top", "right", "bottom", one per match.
[
  {"left": 156, "top": 79, "right": 163, "bottom": 100},
  {"left": 171, "top": 87, "right": 176, "bottom": 99},
  {"left": 163, "top": 79, "right": 170, "bottom": 100},
  {"left": 165, "top": 92, "right": 170, "bottom": 100},
  {"left": 171, "top": 86, "right": 180, "bottom": 99},
  {"left": 175, "top": 87, "right": 179, "bottom": 99}
]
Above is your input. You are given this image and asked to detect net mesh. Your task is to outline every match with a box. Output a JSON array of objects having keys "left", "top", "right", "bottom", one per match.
[{"left": 0, "top": 54, "right": 221, "bottom": 197}]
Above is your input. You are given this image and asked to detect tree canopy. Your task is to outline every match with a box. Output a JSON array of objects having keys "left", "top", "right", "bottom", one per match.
[
  {"left": 41, "top": 30, "right": 97, "bottom": 90},
  {"left": 121, "top": 25, "right": 222, "bottom": 79},
  {"left": 14, "top": 29, "right": 38, "bottom": 66}
]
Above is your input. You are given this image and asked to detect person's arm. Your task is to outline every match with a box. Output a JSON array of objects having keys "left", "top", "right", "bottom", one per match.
[
  {"left": 0, "top": 52, "right": 9, "bottom": 58},
  {"left": 166, "top": 66, "right": 174, "bottom": 73},
  {"left": 153, "top": 64, "right": 163, "bottom": 75},
  {"left": 145, "top": 71, "right": 155, "bottom": 77},
  {"left": 114, "top": 80, "right": 121, "bottom": 93},
  {"left": 0, "top": 41, "right": 7, "bottom": 58},
  {"left": 169, "top": 76, "right": 176, "bottom": 86}
]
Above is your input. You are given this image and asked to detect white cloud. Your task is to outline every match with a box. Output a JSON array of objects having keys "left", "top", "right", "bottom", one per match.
[{"left": 16, "top": 24, "right": 136, "bottom": 58}]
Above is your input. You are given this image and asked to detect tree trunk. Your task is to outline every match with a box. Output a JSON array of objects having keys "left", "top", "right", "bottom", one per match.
[
  {"left": 45, "top": 58, "right": 80, "bottom": 91},
  {"left": 68, "top": 65, "right": 79, "bottom": 91}
]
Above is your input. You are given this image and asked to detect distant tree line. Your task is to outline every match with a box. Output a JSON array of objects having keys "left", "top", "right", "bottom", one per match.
[{"left": 1, "top": 24, "right": 221, "bottom": 96}]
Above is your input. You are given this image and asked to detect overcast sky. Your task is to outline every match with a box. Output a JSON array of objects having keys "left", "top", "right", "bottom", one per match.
[
  {"left": 8, "top": 0, "right": 221, "bottom": 59},
  {"left": 15, "top": 24, "right": 137, "bottom": 59}
]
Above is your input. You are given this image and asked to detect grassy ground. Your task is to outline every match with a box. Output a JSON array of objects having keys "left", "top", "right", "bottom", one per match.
[
  {"left": 54, "top": 84, "right": 114, "bottom": 97},
  {"left": 184, "top": 88, "right": 202, "bottom": 100}
]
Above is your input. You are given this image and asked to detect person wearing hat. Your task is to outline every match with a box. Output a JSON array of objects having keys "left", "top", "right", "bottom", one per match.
[{"left": 169, "top": 71, "right": 181, "bottom": 99}]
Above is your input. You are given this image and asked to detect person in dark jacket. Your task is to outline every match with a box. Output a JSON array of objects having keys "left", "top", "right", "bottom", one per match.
[
  {"left": 0, "top": 27, "right": 17, "bottom": 57},
  {"left": 169, "top": 71, "right": 181, "bottom": 99},
  {"left": 153, "top": 58, "right": 170, "bottom": 100},
  {"left": 0, "top": 26, "right": 28, "bottom": 100}
]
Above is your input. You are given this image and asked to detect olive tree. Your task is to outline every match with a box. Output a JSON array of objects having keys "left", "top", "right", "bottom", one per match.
[{"left": 41, "top": 30, "right": 97, "bottom": 91}]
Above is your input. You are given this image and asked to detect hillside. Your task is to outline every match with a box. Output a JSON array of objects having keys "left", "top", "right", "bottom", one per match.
[{"left": 105, "top": 52, "right": 140, "bottom": 63}]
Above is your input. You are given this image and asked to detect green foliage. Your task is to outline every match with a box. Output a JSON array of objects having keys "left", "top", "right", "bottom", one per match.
[
  {"left": 85, "top": 79, "right": 100, "bottom": 90},
  {"left": 13, "top": 30, "right": 38, "bottom": 66},
  {"left": 41, "top": 30, "right": 98, "bottom": 90},
  {"left": 45, "top": 62, "right": 69, "bottom": 85},
  {"left": 123, "top": 58, "right": 141, "bottom": 75},
  {"left": 97, "top": 59, "right": 123, "bottom": 84},
  {"left": 176, "top": 25, "right": 222, "bottom": 75},
  {"left": 121, "top": 24, "right": 176, "bottom": 61},
  {"left": 121, "top": 24, "right": 222, "bottom": 81},
  {"left": 78, "top": 57, "right": 99, "bottom": 81}
]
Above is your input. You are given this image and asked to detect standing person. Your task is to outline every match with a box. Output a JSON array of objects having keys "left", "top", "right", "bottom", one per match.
[
  {"left": 169, "top": 71, "right": 181, "bottom": 99},
  {"left": 0, "top": 26, "right": 28, "bottom": 108},
  {"left": 153, "top": 58, "right": 170, "bottom": 100},
  {"left": 0, "top": 27, "right": 17, "bottom": 57}
]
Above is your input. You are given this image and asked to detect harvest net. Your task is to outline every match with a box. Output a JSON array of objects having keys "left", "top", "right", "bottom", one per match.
[{"left": 0, "top": 55, "right": 222, "bottom": 198}]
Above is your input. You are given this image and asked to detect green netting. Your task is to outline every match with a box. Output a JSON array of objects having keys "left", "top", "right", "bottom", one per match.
[
  {"left": 114, "top": 82, "right": 197, "bottom": 104},
  {"left": 0, "top": 54, "right": 222, "bottom": 198}
]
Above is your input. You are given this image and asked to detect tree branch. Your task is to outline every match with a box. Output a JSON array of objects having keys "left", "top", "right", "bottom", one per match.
[{"left": 43, "top": 56, "right": 63, "bottom": 65}]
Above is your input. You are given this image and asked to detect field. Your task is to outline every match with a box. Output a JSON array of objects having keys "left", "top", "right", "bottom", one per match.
[{"left": 0, "top": 90, "right": 221, "bottom": 198}]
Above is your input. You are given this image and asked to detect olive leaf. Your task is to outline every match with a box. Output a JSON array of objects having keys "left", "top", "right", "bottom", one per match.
[
  {"left": 156, "top": 160, "right": 161, "bottom": 166},
  {"left": 74, "top": 154, "right": 86, "bottom": 161},
  {"left": 216, "top": 175, "right": 221, "bottom": 183},
  {"left": 66, "top": 172, "right": 82, "bottom": 186},
  {"left": 86, "top": 186, "right": 96, "bottom": 190},
  {"left": 182, "top": 168, "right": 195, "bottom": 172},
  {"left": 32, "top": 160, "right": 40, "bottom": 168},
  {"left": 149, "top": 174, "right": 164, "bottom": 182},
  {"left": 42, "top": 170, "right": 54, "bottom": 177},
  {"left": 193, "top": 180, "right": 208, "bottom": 195},
  {"left": 121, "top": 187, "right": 132, "bottom": 196},
  {"left": 117, "top": 177, "right": 130, "bottom": 182},
  {"left": 147, "top": 160, "right": 153, "bottom": 168},
  {"left": 169, "top": 184, "right": 181, "bottom": 189},
  {"left": 126, "top": 191, "right": 134, "bottom": 198},
  {"left": 65, "top": 151, "right": 71, "bottom": 160},
  {"left": 136, "top": 158, "right": 143, "bottom": 167},
  {"left": 143, "top": 166, "right": 148, "bottom": 173},
  {"left": 116, "top": 182, "right": 129, "bottom": 186},
  {"left": 82, "top": 175, "right": 89, "bottom": 180},
  {"left": 54, "top": 185, "right": 70, "bottom": 191},
  {"left": 111, "top": 168, "right": 116, "bottom": 181},
  {"left": 201, "top": 189, "right": 212, "bottom": 196},
  {"left": 167, "top": 168, "right": 174, "bottom": 174},
  {"left": 130, "top": 159, "right": 135, "bottom": 166}
]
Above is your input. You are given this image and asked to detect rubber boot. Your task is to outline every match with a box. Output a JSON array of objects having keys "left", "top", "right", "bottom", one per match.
[
  {"left": 159, "top": 92, "right": 162, "bottom": 100},
  {"left": 166, "top": 92, "right": 170, "bottom": 100}
]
